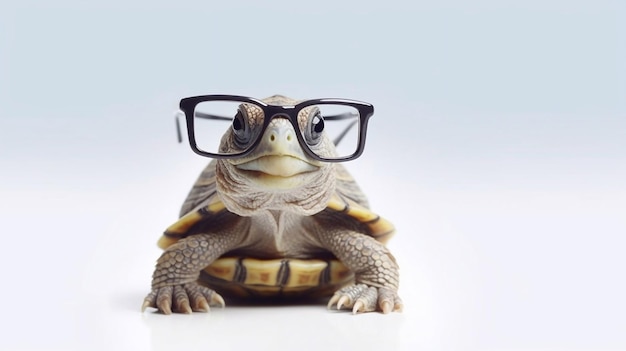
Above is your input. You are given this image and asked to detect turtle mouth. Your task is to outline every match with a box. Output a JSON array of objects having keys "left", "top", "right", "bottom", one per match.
[{"left": 234, "top": 155, "right": 319, "bottom": 178}]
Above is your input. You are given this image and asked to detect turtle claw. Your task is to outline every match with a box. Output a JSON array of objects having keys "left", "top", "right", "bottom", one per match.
[
  {"left": 212, "top": 293, "right": 226, "bottom": 308},
  {"left": 327, "top": 294, "right": 353, "bottom": 310},
  {"left": 337, "top": 296, "right": 352, "bottom": 310},
  {"left": 173, "top": 285, "right": 192, "bottom": 314},
  {"left": 352, "top": 300, "right": 365, "bottom": 314},
  {"left": 380, "top": 300, "right": 392, "bottom": 314},
  {"left": 328, "top": 284, "right": 402, "bottom": 314},
  {"left": 178, "top": 299, "right": 193, "bottom": 314},
  {"left": 142, "top": 283, "right": 225, "bottom": 314},
  {"left": 193, "top": 296, "right": 210, "bottom": 312},
  {"left": 141, "top": 290, "right": 157, "bottom": 312},
  {"left": 327, "top": 294, "right": 340, "bottom": 309}
]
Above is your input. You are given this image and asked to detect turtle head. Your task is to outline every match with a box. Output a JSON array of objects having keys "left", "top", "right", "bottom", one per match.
[{"left": 216, "top": 97, "right": 336, "bottom": 216}]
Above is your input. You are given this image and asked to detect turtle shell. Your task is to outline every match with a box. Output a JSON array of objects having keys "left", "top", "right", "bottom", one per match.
[{"left": 157, "top": 161, "right": 395, "bottom": 297}]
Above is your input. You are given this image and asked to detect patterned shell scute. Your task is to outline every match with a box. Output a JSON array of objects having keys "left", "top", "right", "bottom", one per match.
[{"left": 156, "top": 161, "right": 395, "bottom": 297}]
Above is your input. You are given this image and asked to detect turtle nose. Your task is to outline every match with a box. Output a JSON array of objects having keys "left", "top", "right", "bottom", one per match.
[
  {"left": 267, "top": 127, "right": 294, "bottom": 144},
  {"left": 257, "top": 118, "right": 302, "bottom": 156}
]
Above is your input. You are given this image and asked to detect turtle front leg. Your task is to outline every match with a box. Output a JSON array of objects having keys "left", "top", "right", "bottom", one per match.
[
  {"left": 142, "top": 233, "right": 238, "bottom": 314},
  {"left": 319, "top": 230, "right": 403, "bottom": 314}
]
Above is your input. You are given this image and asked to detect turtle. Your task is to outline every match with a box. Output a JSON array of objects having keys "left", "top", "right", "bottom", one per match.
[{"left": 142, "top": 95, "right": 402, "bottom": 314}]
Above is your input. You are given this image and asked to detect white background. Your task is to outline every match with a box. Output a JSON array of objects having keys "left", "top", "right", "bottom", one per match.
[{"left": 1, "top": 1, "right": 625, "bottom": 350}]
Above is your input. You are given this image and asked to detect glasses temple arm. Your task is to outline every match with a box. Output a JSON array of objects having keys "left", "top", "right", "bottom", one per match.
[
  {"left": 332, "top": 119, "right": 359, "bottom": 146},
  {"left": 322, "top": 112, "right": 359, "bottom": 145},
  {"left": 175, "top": 113, "right": 183, "bottom": 143},
  {"left": 175, "top": 111, "right": 235, "bottom": 143},
  {"left": 323, "top": 112, "right": 357, "bottom": 121}
]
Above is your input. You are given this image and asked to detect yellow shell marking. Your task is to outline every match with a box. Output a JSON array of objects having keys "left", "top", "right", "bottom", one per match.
[
  {"left": 158, "top": 201, "right": 226, "bottom": 249},
  {"left": 203, "top": 257, "right": 239, "bottom": 282},
  {"left": 203, "top": 258, "right": 351, "bottom": 288},
  {"left": 326, "top": 194, "right": 395, "bottom": 244},
  {"left": 284, "top": 260, "right": 328, "bottom": 288}
]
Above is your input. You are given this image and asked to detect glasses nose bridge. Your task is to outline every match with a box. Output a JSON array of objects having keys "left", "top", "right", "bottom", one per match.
[{"left": 263, "top": 105, "right": 298, "bottom": 126}]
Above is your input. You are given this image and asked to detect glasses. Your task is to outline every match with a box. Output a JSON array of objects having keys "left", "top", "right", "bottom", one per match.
[{"left": 175, "top": 95, "right": 375, "bottom": 162}]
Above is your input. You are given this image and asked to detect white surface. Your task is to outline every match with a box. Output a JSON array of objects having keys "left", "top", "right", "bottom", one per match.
[{"left": 1, "top": 1, "right": 625, "bottom": 350}]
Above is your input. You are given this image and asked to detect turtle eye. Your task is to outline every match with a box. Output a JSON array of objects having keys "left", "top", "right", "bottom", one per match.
[
  {"left": 305, "top": 110, "right": 324, "bottom": 145},
  {"left": 232, "top": 111, "right": 244, "bottom": 131},
  {"left": 232, "top": 110, "right": 252, "bottom": 147}
]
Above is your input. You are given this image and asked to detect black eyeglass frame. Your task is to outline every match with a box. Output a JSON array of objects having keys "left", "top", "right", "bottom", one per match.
[{"left": 179, "top": 94, "right": 375, "bottom": 162}]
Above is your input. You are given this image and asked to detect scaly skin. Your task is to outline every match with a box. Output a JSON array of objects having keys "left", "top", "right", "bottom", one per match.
[
  {"left": 142, "top": 233, "right": 239, "bottom": 314},
  {"left": 314, "top": 216, "right": 402, "bottom": 314}
]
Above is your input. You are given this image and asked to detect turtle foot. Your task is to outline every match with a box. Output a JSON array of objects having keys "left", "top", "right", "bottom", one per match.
[
  {"left": 327, "top": 284, "right": 403, "bottom": 314},
  {"left": 141, "top": 283, "right": 225, "bottom": 314}
]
